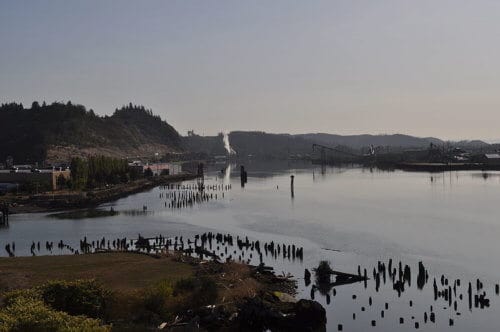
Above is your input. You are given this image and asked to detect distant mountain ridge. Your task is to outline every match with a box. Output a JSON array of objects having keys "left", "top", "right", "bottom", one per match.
[
  {"left": 295, "top": 133, "right": 488, "bottom": 148},
  {"left": 0, "top": 101, "right": 490, "bottom": 163},
  {"left": 0, "top": 102, "right": 182, "bottom": 163},
  {"left": 296, "top": 133, "right": 445, "bottom": 149},
  {"left": 168, "top": 130, "right": 493, "bottom": 160},
  {"left": 218, "top": 131, "right": 490, "bottom": 159}
]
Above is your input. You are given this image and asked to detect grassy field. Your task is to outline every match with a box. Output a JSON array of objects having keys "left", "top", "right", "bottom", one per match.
[{"left": 0, "top": 252, "right": 195, "bottom": 292}]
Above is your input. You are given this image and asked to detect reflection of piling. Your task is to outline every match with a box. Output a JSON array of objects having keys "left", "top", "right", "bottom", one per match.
[
  {"left": 240, "top": 166, "right": 247, "bottom": 187},
  {"left": 304, "top": 269, "right": 311, "bottom": 286},
  {"left": 197, "top": 162, "right": 204, "bottom": 177}
]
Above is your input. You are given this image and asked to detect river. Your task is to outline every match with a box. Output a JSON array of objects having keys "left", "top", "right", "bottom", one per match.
[{"left": 2, "top": 161, "right": 499, "bottom": 331}]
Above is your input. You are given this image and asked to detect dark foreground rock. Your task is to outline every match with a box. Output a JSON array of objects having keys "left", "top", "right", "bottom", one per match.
[
  {"left": 165, "top": 293, "right": 326, "bottom": 332},
  {"left": 237, "top": 297, "right": 326, "bottom": 332}
]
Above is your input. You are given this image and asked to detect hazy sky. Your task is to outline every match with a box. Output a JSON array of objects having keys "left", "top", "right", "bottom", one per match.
[{"left": 2, "top": 0, "right": 500, "bottom": 140}]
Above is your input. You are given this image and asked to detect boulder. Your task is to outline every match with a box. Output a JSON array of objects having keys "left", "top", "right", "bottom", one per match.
[{"left": 292, "top": 299, "right": 327, "bottom": 331}]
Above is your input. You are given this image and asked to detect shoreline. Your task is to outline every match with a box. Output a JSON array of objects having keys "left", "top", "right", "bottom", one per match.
[
  {"left": 393, "top": 162, "right": 500, "bottom": 172},
  {"left": 1, "top": 173, "right": 199, "bottom": 215},
  {"left": 0, "top": 251, "right": 326, "bottom": 331}
]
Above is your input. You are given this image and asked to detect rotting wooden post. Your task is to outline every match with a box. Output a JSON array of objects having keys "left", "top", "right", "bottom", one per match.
[{"left": 240, "top": 166, "right": 247, "bottom": 187}]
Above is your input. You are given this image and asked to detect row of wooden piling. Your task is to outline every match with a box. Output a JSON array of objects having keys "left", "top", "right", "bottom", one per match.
[{"left": 305, "top": 258, "right": 499, "bottom": 330}]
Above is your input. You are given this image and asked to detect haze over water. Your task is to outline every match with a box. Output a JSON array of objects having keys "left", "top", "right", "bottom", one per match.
[{"left": 2, "top": 162, "right": 500, "bottom": 330}]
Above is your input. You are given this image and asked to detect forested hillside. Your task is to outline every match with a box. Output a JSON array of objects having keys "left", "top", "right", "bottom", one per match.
[{"left": 0, "top": 102, "right": 182, "bottom": 163}]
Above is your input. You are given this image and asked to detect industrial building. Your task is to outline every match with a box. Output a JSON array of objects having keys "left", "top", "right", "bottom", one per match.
[
  {"left": 128, "top": 161, "right": 182, "bottom": 176},
  {"left": 0, "top": 169, "right": 71, "bottom": 191}
]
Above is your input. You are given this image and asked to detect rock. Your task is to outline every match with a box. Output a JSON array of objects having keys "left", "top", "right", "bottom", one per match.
[
  {"left": 293, "top": 299, "right": 327, "bottom": 331},
  {"left": 238, "top": 297, "right": 284, "bottom": 330},
  {"left": 274, "top": 291, "right": 298, "bottom": 303},
  {"left": 237, "top": 297, "right": 326, "bottom": 331}
]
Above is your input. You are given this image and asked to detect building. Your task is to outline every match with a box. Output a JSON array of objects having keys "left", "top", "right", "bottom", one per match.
[
  {"left": 483, "top": 153, "right": 500, "bottom": 165},
  {"left": 0, "top": 169, "right": 71, "bottom": 191},
  {"left": 128, "top": 161, "right": 182, "bottom": 176},
  {"left": 471, "top": 153, "right": 500, "bottom": 165}
]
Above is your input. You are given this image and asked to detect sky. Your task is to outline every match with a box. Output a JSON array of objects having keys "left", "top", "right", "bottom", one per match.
[{"left": 1, "top": 0, "right": 500, "bottom": 140}]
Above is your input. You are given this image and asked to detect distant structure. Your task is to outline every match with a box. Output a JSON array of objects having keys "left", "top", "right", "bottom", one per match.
[
  {"left": 128, "top": 161, "right": 182, "bottom": 176},
  {"left": 0, "top": 169, "right": 70, "bottom": 191},
  {"left": 312, "top": 143, "right": 361, "bottom": 164},
  {"left": 474, "top": 153, "right": 500, "bottom": 165}
]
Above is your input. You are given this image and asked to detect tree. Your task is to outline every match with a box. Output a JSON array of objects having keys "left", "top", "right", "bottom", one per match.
[
  {"left": 144, "top": 167, "right": 153, "bottom": 177},
  {"left": 70, "top": 157, "right": 88, "bottom": 190},
  {"left": 70, "top": 155, "right": 133, "bottom": 190}
]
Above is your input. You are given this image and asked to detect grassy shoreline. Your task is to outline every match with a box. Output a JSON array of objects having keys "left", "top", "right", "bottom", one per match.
[{"left": 0, "top": 252, "right": 325, "bottom": 331}]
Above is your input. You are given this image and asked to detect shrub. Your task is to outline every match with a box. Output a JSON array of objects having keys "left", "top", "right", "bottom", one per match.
[
  {"left": 39, "top": 280, "right": 109, "bottom": 319},
  {"left": 143, "top": 280, "right": 174, "bottom": 316},
  {"left": 2, "top": 288, "right": 42, "bottom": 306},
  {"left": 0, "top": 295, "right": 109, "bottom": 332},
  {"left": 173, "top": 277, "right": 217, "bottom": 307},
  {"left": 173, "top": 277, "right": 196, "bottom": 295},
  {"left": 195, "top": 277, "right": 218, "bottom": 306}
]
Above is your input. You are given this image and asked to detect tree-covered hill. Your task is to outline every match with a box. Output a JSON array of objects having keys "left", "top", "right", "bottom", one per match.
[{"left": 0, "top": 102, "right": 182, "bottom": 163}]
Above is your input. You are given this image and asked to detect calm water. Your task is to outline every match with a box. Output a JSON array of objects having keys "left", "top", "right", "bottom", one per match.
[{"left": 2, "top": 161, "right": 500, "bottom": 331}]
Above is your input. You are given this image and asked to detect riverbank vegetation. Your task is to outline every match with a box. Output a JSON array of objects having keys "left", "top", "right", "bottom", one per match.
[{"left": 70, "top": 155, "right": 140, "bottom": 190}]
